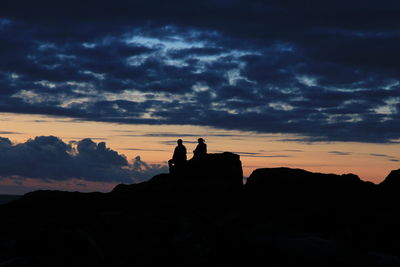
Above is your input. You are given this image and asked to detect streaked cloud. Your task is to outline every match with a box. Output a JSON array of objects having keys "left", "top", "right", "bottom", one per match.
[
  {"left": 329, "top": 151, "right": 352, "bottom": 156},
  {"left": 0, "top": 131, "right": 21, "bottom": 134}
]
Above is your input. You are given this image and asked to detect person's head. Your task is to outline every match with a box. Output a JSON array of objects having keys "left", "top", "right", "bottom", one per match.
[
  {"left": 177, "top": 139, "right": 183, "bottom": 145},
  {"left": 198, "top": 138, "right": 204, "bottom": 143}
]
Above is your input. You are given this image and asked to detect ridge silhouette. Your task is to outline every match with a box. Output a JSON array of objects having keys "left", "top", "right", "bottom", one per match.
[{"left": 1, "top": 154, "right": 400, "bottom": 266}]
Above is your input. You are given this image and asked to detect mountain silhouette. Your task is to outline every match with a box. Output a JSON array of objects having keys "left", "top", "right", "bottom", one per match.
[
  {"left": 379, "top": 169, "right": 400, "bottom": 189},
  {"left": 1, "top": 153, "right": 400, "bottom": 266}
]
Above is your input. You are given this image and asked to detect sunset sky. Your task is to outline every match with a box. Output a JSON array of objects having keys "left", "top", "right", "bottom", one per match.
[{"left": 1, "top": 0, "right": 400, "bottom": 194}]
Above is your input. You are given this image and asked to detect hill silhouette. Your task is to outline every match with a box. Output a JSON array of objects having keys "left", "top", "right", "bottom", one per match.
[
  {"left": 0, "top": 195, "right": 21, "bottom": 205},
  {"left": 1, "top": 152, "right": 400, "bottom": 266}
]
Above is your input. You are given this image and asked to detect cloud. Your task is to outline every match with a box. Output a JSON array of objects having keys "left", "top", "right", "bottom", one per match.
[
  {"left": 120, "top": 148, "right": 167, "bottom": 152},
  {"left": 369, "top": 153, "right": 390, "bottom": 157},
  {"left": 0, "top": 131, "right": 20, "bottom": 134},
  {"left": 0, "top": 136, "right": 168, "bottom": 183},
  {"left": 143, "top": 133, "right": 199, "bottom": 137},
  {"left": 1, "top": 1, "right": 400, "bottom": 142},
  {"left": 129, "top": 156, "right": 168, "bottom": 181},
  {"left": 243, "top": 155, "right": 291, "bottom": 158},
  {"left": 213, "top": 150, "right": 291, "bottom": 158},
  {"left": 160, "top": 140, "right": 199, "bottom": 146},
  {"left": 368, "top": 153, "right": 400, "bottom": 162},
  {"left": 329, "top": 151, "right": 352, "bottom": 156}
]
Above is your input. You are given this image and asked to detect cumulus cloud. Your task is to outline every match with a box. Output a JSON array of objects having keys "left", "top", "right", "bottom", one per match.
[
  {"left": 1, "top": 1, "right": 400, "bottom": 142},
  {"left": 0, "top": 136, "right": 167, "bottom": 183}
]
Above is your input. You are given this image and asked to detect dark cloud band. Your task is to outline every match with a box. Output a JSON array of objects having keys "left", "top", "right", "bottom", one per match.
[{"left": 0, "top": 1, "right": 400, "bottom": 143}]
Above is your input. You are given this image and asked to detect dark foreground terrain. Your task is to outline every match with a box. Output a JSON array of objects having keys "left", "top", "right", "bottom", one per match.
[
  {"left": 0, "top": 195, "right": 21, "bottom": 205},
  {"left": 1, "top": 152, "right": 400, "bottom": 267}
]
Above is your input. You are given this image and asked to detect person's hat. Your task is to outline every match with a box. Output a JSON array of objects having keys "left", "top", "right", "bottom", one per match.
[{"left": 198, "top": 138, "right": 205, "bottom": 142}]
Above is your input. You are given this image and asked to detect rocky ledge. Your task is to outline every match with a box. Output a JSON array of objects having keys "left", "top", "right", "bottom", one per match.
[{"left": 1, "top": 154, "right": 400, "bottom": 266}]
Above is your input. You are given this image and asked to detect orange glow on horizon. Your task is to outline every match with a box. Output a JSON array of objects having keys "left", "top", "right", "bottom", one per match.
[{"left": 1, "top": 112, "right": 400, "bottom": 194}]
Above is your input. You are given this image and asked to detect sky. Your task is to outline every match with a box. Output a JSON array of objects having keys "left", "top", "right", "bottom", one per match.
[{"left": 1, "top": 0, "right": 400, "bottom": 194}]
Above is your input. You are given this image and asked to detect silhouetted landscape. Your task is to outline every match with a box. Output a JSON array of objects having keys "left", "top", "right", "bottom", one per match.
[
  {"left": 0, "top": 195, "right": 21, "bottom": 205},
  {"left": 3, "top": 1, "right": 400, "bottom": 266},
  {"left": 1, "top": 153, "right": 400, "bottom": 266}
]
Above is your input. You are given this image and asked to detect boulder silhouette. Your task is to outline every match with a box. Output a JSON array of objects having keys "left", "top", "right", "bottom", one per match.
[
  {"left": 113, "top": 152, "right": 243, "bottom": 193},
  {"left": 183, "top": 152, "right": 243, "bottom": 188},
  {"left": 379, "top": 169, "right": 400, "bottom": 189},
  {"left": 244, "top": 167, "right": 377, "bottom": 213},
  {"left": 246, "top": 167, "right": 374, "bottom": 195}
]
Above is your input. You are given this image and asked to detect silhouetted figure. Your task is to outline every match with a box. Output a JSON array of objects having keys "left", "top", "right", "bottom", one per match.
[
  {"left": 193, "top": 138, "right": 207, "bottom": 159},
  {"left": 168, "top": 139, "right": 187, "bottom": 173}
]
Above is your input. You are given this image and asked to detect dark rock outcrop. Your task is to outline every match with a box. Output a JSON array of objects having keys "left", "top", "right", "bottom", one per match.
[
  {"left": 246, "top": 167, "right": 375, "bottom": 197},
  {"left": 3, "top": 162, "right": 400, "bottom": 266},
  {"left": 379, "top": 168, "right": 400, "bottom": 189},
  {"left": 113, "top": 152, "right": 243, "bottom": 193},
  {"left": 183, "top": 152, "right": 243, "bottom": 188},
  {"left": 247, "top": 167, "right": 363, "bottom": 187}
]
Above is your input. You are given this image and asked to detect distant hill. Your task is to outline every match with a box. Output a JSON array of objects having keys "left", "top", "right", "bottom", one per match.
[{"left": 0, "top": 195, "right": 21, "bottom": 205}]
